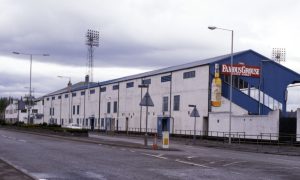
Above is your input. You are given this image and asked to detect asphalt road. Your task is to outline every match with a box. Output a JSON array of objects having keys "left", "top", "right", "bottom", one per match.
[{"left": 0, "top": 129, "right": 300, "bottom": 180}]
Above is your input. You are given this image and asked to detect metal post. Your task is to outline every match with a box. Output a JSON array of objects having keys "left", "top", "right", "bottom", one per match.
[
  {"left": 193, "top": 116, "right": 196, "bottom": 145},
  {"left": 228, "top": 30, "right": 234, "bottom": 144},
  {"left": 28, "top": 54, "right": 32, "bottom": 124},
  {"left": 145, "top": 86, "right": 149, "bottom": 146}
]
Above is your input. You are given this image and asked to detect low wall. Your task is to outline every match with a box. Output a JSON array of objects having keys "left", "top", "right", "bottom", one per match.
[{"left": 209, "top": 110, "right": 280, "bottom": 140}]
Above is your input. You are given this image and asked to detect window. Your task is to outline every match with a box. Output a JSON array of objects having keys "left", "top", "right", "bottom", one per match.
[
  {"left": 126, "top": 82, "right": 134, "bottom": 88},
  {"left": 113, "top": 101, "right": 118, "bottom": 113},
  {"left": 72, "top": 92, "right": 76, "bottom": 97},
  {"left": 32, "top": 109, "right": 38, "bottom": 113},
  {"left": 161, "top": 75, "right": 171, "bottom": 82},
  {"left": 21, "top": 109, "right": 27, "bottom": 113},
  {"left": 107, "top": 102, "right": 111, "bottom": 113},
  {"left": 50, "top": 108, "right": 54, "bottom": 116},
  {"left": 101, "top": 118, "right": 104, "bottom": 127},
  {"left": 62, "top": 119, "right": 64, "bottom": 125},
  {"left": 100, "top": 87, "right": 106, "bottom": 92},
  {"left": 65, "top": 94, "right": 69, "bottom": 98},
  {"left": 183, "top": 71, "right": 195, "bottom": 79},
  {"left": 173, "top": 95, "right": 180, "bottom": 111},
  {"left": 73, "top": 105, "right": 75, "bottom": 115},
  {"left": 77, "top": 118, "right": 79, "bottom": 124},
  {"left": 81, "top": 91, "right": 85, "bottom": 96},
  {"left": 52, "top": 96, "right": 55, "bottom": 100},
  {"left": 90, "top": 89, "right": 95, "bottom": 94},
  {"left": 47, "top": 98, "right": 49, "bottom": 101},
  {"left": 162, "top": 96, "right": 169, "bottom": 112},
  {"left": 113, "top": 85, "right": 119, "bottom": 90},
  {"left": 77, "top": 105, "right": 80, "bottom": 115},
  {"left": 58, "top": 95, "right": 61, "bottom": 99},
  {"left": 142, "top": 79, "right": 151, "bottom": 85},
  {"left": 86, "top": 119, "right": 88, "bottom": 126}
]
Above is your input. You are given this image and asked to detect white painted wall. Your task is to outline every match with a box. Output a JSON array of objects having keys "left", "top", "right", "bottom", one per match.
[
  {"left": 209, "top": 110, "right": 280, "bottom": 140},
  {"left": 211, "top": 97, "right": 248, "bottom": 115}
]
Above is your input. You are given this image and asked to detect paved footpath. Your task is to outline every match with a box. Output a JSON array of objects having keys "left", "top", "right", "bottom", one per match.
[
  {"left": 0, "top": 159, "right": 33, "bottom": 180},
  {"left": 89, "top": 132, "right": 300, "bottom": 156}
]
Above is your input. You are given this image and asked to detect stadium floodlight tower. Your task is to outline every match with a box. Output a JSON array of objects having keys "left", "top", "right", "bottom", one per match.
[
  {"left": 272, "top": 48, "right": 286, "bottom": 64},
  {"left": 86, "top": 29, "right": 100, "bottom": 82}
]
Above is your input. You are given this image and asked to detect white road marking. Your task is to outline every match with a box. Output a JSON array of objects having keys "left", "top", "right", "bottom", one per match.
[
  {"left": 175, "top": 159, "right": 210, "bottom": 168},
  {"left": 18, "top": 139, "right": 27, "bottom": 143},
  {"left": 223, "top": 161, "right": 247, "bottom": 167},
  {"left": 231, "top": 171, "right": 242, "bottom": 175},
  {"left": 141, "top": 153, "right": 168, "bottom": 160},
  {"left": 98, "top": 144, "right": 102, "bottom": 146},
  {"left": 187, "top": 156, "right": 196, "bottom": 159},
  {"left": 130, "top": 150, "right": 135, "bottom": 153},
  {"left": 120, "top": 148, "right": 126, "bottom": 151}
]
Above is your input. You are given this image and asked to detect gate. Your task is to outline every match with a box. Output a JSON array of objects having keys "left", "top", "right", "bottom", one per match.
[{"left": 279, "top": 117, "right": 296, "bottom": 143}]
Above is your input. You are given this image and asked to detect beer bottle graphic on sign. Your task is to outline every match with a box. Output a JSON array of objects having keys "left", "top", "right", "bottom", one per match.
[{"left": 211, "top": 64, "right": 222, "bottom": 107}]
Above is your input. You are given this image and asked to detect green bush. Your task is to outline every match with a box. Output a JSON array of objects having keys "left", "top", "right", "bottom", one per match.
[{"left": 0, "top": 119, "right": 6, "bottom": 125}]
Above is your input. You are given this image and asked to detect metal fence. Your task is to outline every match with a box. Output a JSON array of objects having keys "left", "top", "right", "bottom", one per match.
[{"left": 94, "top": 127, "right": 300, "bottom": 147}]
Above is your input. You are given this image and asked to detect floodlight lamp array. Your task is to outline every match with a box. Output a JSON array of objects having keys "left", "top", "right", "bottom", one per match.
[
  {"left": 86, "top": 29, "right": 99, "bottom": 47},
  {"left": 272, "top": 48, "right": 286, "bottom": 63}
]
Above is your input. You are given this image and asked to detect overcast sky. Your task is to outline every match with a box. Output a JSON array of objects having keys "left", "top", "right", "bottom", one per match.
[{"left": 1, "top": 0, "right": 300, "bottom": 110}]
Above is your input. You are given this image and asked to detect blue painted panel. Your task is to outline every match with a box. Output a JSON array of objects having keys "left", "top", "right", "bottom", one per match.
[
  {"left": 157, "top": 117, "right": 170, "bottom": 136},
  {"left": 209, "top": 50, "right": 300, "bottom": 114}
]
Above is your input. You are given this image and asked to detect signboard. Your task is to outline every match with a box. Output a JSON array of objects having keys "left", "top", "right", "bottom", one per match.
[
  {"left": 221, "top": 64, "right": 260, "bottom": 78},
  {"left": 162, "top": 131, "right": 169, "bottom": 149},
  {"left": 190, "top": 107, "right": 200, "bottom": 117},
  {"left": 139, "top": 92, "right": 154, "bottom": 107}
]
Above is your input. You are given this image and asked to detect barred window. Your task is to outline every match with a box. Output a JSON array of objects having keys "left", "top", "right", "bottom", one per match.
[
  {"left": 183, "top": 71, "right": 195, "bottom": 79},
  {"left": 126, "top": 82, "right": 134, "bottom": 88},
  {"left": 162, "top": 96, "right": 169, "bottom": 112},
  {"left": 113, "top": 101, "right": 118, "bottom": 113},
  {"left": 112, "top": 85, "right": 119, "bottom": 90},
  {"left": 173, "top": 95, "right": 180, "bottom": 111},
  {"left": 81, "top": 91, "right": 85, "bottom": 95},
  {"left": 100, "top": 87, "right": 106, "bottom": 92},
  {"left": 142, "top": 79, "right": 151, "bottom": 85},
  {"left": 90, "top": 89, "right": 95, "bottom": 94},
  {"left": 107, "top": 102, "right": 111, "bottom": 113},
  {"left": 161, "top": 75, "right": 172, "bottom": 82}
]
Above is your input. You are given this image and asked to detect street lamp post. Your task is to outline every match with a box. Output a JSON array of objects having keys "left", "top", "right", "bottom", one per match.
[
  {"left": 208, "top": 26, "right": 234, "bottom": 144},
  {"left": 58, "top": 76, "right": 72, "bottom": 125},
  {"left": 13, "top": 51, "right": 49, "bottom": 124}
]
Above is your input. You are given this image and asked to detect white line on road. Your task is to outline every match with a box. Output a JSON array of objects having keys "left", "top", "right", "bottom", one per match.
[
  {"left": 141, "top": 153, "right": 168, "bottom": 160},
  {"left": 130, "top": 150, "right": 135, "bottom": 153},
  {"left": 187, "top": 156, "right": 196, "bottom": 159},
  {"left": 175, "top": 159, "right": 210, "bottom": 168},
  {"left": 223, "top": 161, "right": 247, "bottom": 167},
  {"left": 18, "top": 139, "right": 27, "bottom": 143}
]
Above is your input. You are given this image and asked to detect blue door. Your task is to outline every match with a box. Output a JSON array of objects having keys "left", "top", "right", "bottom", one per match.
[{"left": 157, "top": 117, "right": 170, "bottom": 137}]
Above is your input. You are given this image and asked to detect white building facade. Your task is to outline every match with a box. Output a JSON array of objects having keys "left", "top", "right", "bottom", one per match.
[{"left": 7, "top": 50, "right": 300, "bottom": 140}]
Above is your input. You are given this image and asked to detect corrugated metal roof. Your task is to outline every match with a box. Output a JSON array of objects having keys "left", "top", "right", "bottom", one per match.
[
  {"left": 42, "top": 49, "right": 251, "bottom": 98},
  {"left": 99, "top": 49, "right": 250, "bottom": 85}
]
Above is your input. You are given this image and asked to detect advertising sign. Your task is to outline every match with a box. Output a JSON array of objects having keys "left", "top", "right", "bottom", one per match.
[
  {"left": 211, "top": 64, "right": 222, "bottom": 107},
  {"left": 221, "top": 64, "right": 260, "bottom": 78},
  {"left": 162, "top": 131, "right": 169, "bottom": 149}
]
